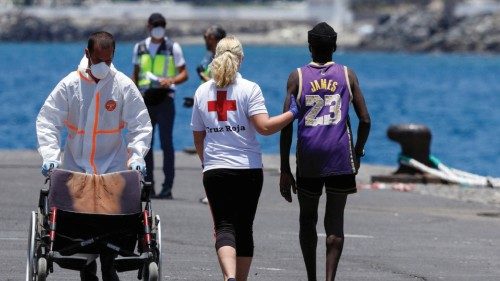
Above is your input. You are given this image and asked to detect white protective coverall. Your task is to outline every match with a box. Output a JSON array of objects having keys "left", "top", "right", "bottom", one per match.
[{"left": 36, "top": 56, "right": 153, "bottom": 174}]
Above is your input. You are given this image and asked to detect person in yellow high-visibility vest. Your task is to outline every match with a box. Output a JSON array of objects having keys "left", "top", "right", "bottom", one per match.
[
  {"left": 197, "top": 25, "right": 227, "bottom": 83},
  {"left": 132, "top": 13, "right": 189, "bottom": 199}
]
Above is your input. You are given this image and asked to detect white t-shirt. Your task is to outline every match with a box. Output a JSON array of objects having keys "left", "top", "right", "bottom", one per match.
[
  {"left": 147, "top": 41, "right": 161, "bottom": 58},
  {"left": 191, "top": 73, "right": 268, "bottom": 172},
  {"left": 132, "top": 37, "right": 186, "bottom": 90}
]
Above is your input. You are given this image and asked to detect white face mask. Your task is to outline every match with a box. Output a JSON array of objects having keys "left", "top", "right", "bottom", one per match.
[
  {"left": 151, "top": 26, "right": 165, "bottom": 39},
  {"left": 90, "top": 62, "right": 110, "bottom": 80}
]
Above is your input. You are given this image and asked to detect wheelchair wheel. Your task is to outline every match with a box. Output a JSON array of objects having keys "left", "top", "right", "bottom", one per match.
[
  {"left": 26, "top": 211, "right": 36, "bottom": 281},
  {"left": 142, "top": 261, "right": 158, "bottom": 281},
  {"left": 152, "top": 214, "right": 162, "bottom": 278},
  {"left": 37, "top": 258, "right": 47, "bottom": 281},
  {"left": 147, "top": 262, "right": 159, "bottom": 281},
  {"left": 26, "top": 210, "right": 46, "bottom": 281}
]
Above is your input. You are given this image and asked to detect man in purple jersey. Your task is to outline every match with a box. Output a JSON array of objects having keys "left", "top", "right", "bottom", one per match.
[{"left": 279, "top": 22, "right": 371, "bottom": 281}]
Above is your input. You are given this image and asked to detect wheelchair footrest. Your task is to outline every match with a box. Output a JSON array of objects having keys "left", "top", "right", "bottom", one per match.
[
  {"left": 50, "top": 251, "right": 89, "bottom": 270},
  {"left": 114, "top": 253, "right": 150, "bottom": 272}
]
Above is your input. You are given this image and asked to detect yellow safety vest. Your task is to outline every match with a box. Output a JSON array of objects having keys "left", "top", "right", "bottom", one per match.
[{"left": 137, "top": 39, "right": 177, "bottom": 91}]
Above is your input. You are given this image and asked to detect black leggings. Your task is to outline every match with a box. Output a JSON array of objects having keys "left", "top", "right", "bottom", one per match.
[{"left": 203, "top": 168, "right": 263, "bottom": 257}]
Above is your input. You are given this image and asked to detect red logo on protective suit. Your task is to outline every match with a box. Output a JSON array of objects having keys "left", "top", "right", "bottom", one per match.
[{"left": 105, "top": 100, "right": 117, "bottom": 111}]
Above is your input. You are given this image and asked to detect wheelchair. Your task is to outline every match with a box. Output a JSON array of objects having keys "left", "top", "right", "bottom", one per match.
[{"left": 26, "top": 169, "right": 162, "bottom": 281}]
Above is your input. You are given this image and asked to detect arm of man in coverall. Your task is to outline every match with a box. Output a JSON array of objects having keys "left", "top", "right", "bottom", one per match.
[
  {"left": 36, "top": 80, "right": 68, "bottom": 166},
  {"left": 122, "top": 84, "right": 153, "bottom": 167}
]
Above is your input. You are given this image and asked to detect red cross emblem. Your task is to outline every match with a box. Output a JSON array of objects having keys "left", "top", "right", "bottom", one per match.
[{"left": 207, "top": 91, "right": 237, "bottom": 121}]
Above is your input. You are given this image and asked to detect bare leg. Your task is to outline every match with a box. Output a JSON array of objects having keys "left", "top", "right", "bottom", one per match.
[
  {"left": 298, "top": 192, "right": 320, "bottom": 281},
  {"left": 324, "top": 193, "right": 347, "bottom": 281},
  {"left": 236, "top": 257, "right": 252, "bottom": 281},
  {"left": 217, "top": 246, "right": 236, "bottom": 281}
]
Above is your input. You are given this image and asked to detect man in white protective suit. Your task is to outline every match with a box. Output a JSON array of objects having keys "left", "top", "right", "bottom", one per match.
[{"left": 36, "top": 31, "right": 152, "bottom": 281}]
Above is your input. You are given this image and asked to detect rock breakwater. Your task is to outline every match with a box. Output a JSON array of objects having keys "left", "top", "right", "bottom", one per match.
[
  {"left": 0, "top": 9, "right": 312, "bottom": 44},
  {"left": 359, "top": 8, "right": 500, "bottom": 53}
]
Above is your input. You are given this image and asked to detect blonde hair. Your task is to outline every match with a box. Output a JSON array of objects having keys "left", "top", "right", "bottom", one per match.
[{"left": 211, "top": 36, "right": 244, "bottom": 88}]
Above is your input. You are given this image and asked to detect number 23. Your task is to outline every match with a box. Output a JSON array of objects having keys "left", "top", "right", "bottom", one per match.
[{"left": 305, "top": 94, "right": 342, "bottom": 127}]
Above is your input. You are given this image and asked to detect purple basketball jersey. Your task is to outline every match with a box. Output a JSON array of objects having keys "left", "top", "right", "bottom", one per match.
[{"left": 296, "top": 62, "right": 356, "bottom": 177}]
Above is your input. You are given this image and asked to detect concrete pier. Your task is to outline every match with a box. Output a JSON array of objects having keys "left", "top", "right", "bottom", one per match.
[{"left": 0, "top": 150, "right": 499, "bottom": 280}]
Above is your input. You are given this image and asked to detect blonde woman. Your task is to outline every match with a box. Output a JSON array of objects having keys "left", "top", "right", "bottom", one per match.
[{"left": 191, "top": 36, "right": 298, "bottom": 281}]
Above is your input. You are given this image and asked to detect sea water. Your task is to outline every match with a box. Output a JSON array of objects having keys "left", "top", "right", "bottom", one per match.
[{"left": 0, "top": 42, "right": 499, "bottom": 177}]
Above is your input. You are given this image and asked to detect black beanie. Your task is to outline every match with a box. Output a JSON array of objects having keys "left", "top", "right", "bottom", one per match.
[{"left": 308, "top": 22, "right": 337, "bottom": 49}]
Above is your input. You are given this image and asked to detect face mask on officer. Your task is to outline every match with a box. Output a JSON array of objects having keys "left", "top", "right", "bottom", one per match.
[{"left": 151, "top": 26, "right": 165, "bottom": 40}]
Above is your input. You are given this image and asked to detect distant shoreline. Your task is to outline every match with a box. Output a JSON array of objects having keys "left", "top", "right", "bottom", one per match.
[
  {"left": 1, "top": 2, "right": 499, "bottom": 53},
  {"left": 0, "top": 3, "right": 330, "bottom": 46},
  {"left": 0, "top": 15, "right": 360, "bottom": 48}
]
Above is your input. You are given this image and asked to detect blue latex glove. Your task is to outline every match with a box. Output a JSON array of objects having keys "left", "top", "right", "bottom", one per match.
[
  {"left": 41, "top": 161, "right": 59, "bottom": 177},
  {"left": 288, "top": 94, "right": 299, "bottom": 119},
  {"left": 129, "top": 162, "right": 146, "bottom": 177}
]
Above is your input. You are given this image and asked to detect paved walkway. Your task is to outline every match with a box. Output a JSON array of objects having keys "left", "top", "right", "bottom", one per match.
[{"left": 0, "top": 150, "right": 499, "bottom": 280}]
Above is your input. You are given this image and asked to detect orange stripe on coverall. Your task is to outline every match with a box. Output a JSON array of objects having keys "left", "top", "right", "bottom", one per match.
[
  {"left": 90, "top": 92, "right": 100, "bottom": 174},
  {"left": 96, "top": 121, "right": 126, "bottom": 134},
  {"left": 64, "top": 120, "right": 85, "bottom": 134},
  {"left": 65, "top": 120, "right": 125, "bottom": 135}
]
